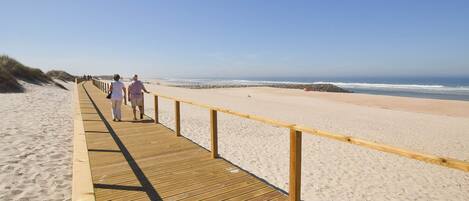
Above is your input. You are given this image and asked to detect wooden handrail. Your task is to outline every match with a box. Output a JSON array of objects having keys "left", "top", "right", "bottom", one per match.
[
  {"left": 92, "top": 79, "right": 469, "bottom": 201},
  {"left": 148, "top": 87, "right": 469, "bottom": 172}
]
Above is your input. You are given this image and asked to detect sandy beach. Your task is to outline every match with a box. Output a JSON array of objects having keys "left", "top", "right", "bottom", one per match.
[
  {"left": 1, "top": 78, "right": 468, "bottom": 200},
  {"left": 0, "top": 81, "right": 73, "bottom": 201},
  {"left": 135, "top": 82, "right": 469, "bottom": 201}
]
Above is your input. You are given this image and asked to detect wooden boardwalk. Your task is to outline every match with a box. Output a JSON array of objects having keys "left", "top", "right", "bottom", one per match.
[{"left": 77, "top": 81, "right": 287, "bottom": 201}]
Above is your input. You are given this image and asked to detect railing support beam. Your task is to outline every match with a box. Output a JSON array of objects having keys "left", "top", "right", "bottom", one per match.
[
  {"left": 210, "top": 109, "right": 218, "bottom": 159},
  {"left": 141, "top": 92, "right": 145, "bottom": 116},
  {"left": 289, "top": 128, "right": 302, "bottom": 201},
  {"left": 175, "top": 101, "right": 181, "bottom": 136},
  {"left": 154, "top": 95, "right": 159, "bottom": 124}
]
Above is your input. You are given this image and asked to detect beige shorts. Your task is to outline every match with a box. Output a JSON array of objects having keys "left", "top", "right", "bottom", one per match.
[{"left": 130, "top": 96, "right": 143, "bottom": 107}]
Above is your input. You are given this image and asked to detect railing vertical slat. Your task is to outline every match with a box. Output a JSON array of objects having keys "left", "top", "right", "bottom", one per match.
[
  {"left": 210, "top": 109, "right": 218, "bottom": 159},
  {"left": 175, "top": 101, "right": 181, "bottom": 136},
  {"left": 289, "top": 128, "right": 302, "bottom": 201},
  {"left": 154, "top": 95, "right": 159, "bottom": 124}
]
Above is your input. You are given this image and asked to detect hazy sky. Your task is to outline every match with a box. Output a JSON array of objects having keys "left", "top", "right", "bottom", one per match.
[{"left": 1, "top": 0, "right": 468, "bottom": 78}]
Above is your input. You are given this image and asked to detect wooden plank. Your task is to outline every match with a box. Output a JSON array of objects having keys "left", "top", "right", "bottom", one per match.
[
  {"left": 225, "top": 186, "right": 274, "bottom": 201},
  {"left": 177, "top": 179, "right": 263, "bottom": 201},
  {"left": 203, "top": 182, "right": 267, "bottom": 201},
  {"left": 289, "top": 129, "right": 302, "bottom": 201},
  {"left": 163, "top": 174, "right": 251, "bottom": 200},
  {"left": 210, "top": 109, "right": 218, "bottom": 159}
]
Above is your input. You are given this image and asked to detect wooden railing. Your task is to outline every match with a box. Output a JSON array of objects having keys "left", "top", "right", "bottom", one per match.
[{"left": 92, "top": 79, "right": 469, "bottom": 201}]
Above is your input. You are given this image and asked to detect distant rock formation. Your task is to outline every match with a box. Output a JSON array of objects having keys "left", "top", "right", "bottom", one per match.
[
  {"left": 0, "top": 55, "right": 69, "bottom": 93},
  {"left": 303, "top": 84, "right": 351, "bottom": 93},
  {"left": 47, "top": 70, "right": 76, "bottom": 82},
  {"left": 265, "top": 83, "right": 351, "bottom": 93},
  {"left": 170, "top": 82, "right": 352, "bottom": 93}
]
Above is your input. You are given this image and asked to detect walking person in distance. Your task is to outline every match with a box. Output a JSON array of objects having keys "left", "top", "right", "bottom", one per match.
[
  {"left": 109, "top": 74, "right": 126, "bottom": 121},
  {"left": 128, "top": 74, "right": 149, "bottom": 120}
]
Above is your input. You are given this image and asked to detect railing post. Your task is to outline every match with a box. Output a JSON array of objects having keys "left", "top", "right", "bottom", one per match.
[
  {"left": 175, "top": 101, "right": 181, "bottom": 136},
  {"left": 124, "top": 88, "right": 127, "bottom": 105},
  {"left": 210, "top": 109, "right": 218, "bottom": 159},
  {"left": 154, "top": 95, "right": 159, "bottom": 124},
  {"left": 289, "top": 128, "right": 302, "bottom": 201},
  {"left": 141, "top": 92, "right": 145, "bottom": 116}
]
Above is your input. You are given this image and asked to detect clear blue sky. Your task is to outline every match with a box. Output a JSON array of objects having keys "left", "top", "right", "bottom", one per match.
[{"left": 1, "top": 0, "right": 468, "bottom": 78}]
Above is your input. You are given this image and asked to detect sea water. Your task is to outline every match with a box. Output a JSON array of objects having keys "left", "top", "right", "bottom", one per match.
[{"left": 157, "top": 77, "right": 469, "bottom": 101}]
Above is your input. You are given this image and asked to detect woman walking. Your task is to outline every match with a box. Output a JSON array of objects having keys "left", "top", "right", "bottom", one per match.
[{"left": 109, "top": 74, "right": 126, "bottom": 121}]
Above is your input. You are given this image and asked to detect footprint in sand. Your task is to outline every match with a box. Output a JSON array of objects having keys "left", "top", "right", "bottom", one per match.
[
  {"left": 50, "top": 154, "right": 63, "bottom": 159},
  {"left": 11, "top": 189, "right": 22, "bottom": 195}
]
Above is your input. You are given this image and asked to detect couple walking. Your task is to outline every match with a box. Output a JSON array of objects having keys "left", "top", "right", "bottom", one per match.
[{"left": 108, "top": 74, "right": 149, "bottom": 121}]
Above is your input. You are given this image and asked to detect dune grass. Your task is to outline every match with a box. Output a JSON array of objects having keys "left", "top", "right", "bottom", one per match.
[
  {"left": 46, "top": 70, "right": 76, "bottom": 82},
  {"left": 0, "top": 55, "right": 68, "bottom": 93}
]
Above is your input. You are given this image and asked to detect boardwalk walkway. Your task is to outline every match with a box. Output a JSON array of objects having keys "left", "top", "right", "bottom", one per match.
[{"left": 77, "top": 81, "right": 287, "bottom": 201}]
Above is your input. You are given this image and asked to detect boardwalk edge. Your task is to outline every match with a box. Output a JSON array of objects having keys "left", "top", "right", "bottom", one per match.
[{"left": 72, "top": 82, "right": 96, "bottom": 201}]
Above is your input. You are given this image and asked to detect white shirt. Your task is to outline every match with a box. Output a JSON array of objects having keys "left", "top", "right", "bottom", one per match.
[{"left": 111, "top": 81, "right": 125, "bottom": 101}]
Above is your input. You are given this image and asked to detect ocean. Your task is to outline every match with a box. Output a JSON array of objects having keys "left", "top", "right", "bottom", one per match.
[{"left": 158, "top": 77, "right": 469, "bottom": 101}]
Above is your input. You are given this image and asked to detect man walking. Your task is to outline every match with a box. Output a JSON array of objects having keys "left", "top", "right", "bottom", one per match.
[{"left": 128, "top": 74, "right": 149, "bottom": 120}]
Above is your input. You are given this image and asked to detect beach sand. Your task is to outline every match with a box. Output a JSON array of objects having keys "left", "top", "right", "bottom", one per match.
[
  {"left": 136, "top": 82, "right": 469, "bottom": 201},
  {"left": 0, "top": 81, "right": 73, "bottom": 201}
]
